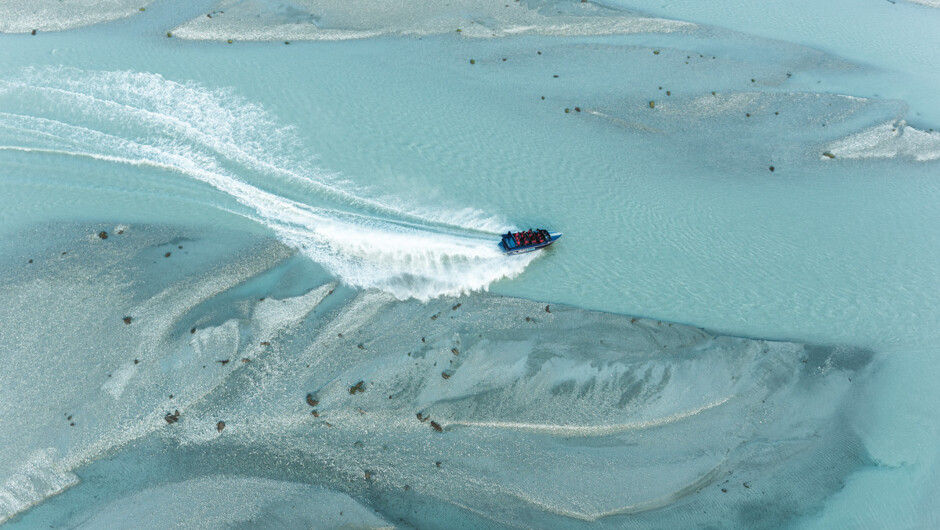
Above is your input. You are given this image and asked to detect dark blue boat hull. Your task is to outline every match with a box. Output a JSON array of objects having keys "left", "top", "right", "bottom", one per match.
[{"left": 500, "top": 232, "right": 562, "bottom": 255}]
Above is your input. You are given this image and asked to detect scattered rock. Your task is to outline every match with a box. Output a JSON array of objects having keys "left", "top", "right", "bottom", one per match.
[
  {"left": 164, "top": 410, "right": 180, "bottom": 424},
  {"left": 357, "top": 343, "right": 365, "bottom": 349},
  {"left": 750, "top": 78, "right": 755, "bottom": 83},
  {"left": 564, "top": 108, "right": 570, "bottom": 113},
  {"left": 166, "top": 32, "right": 173, "bottom": 38},
  {"left": 553, "top": 74, "right": 559, "bottom": 78},
  {"left": 227, "top": 39, "right": 233, "bottom": 44},
  {"left": 306, "top": 393, "right": 319, "bottom": 407},
  {"left": 441, "top": 371, "right": 451, "bottom": 379},
  {"left": 649, "top": 101, "right": 655, "bottom": 109},
  {"left": 123, "top": 316, "right": 133, "bottom": 325},
  {"left": 545, "top": 305, "right": 551, "bottom": 313},
  {"left": 311, "top": 410, "right": 319, "bottom": 417},
  {"left": 28, "top": 259, "right": 33, "bottom": 264},
  {"left": 133, "top": 359, "right": 139, "bottom": 365},
  {"left": 260, "top": 341, "right": 270, "bottom": 346},
  {"left": 451, "top": 348, "right": 459, "bottom": 355},
  {"left": 190, "top": 327, "right": 196, "bottom": 334},
  {"left": 452, "top": 303, "right": 461, "bottom": 310},
  {"left": 430, "top": 421, "right": 443, "bottom": 432},
  {"left": 524, "top": 316, "right": 532, "bottom": 322},
  {"left": 139, "top": 7, "right": 146, "bottom": 11},
  {"left": 164, "top": 252, "right": 171, "bottom": 258},
  {"left": 31, "top": 29, "right": 37, "bottom": 35},
  {"left": 666, "top": 91, "right": 671, "bottom": 96},
  {"left": 416, "top": 412, "right": 429, "bottom": 422},
  {"left": 285, "top": 41, "right": 290, "bottom": 45},
  {"left": 711, "top": 91, "right": 716, "bottom": 95},
  {"left": 746, "top": 113, "right": 751, "bottom": 117},
  {"left": 574, "top": 107, "right": 581, "bottom": 112},
  {"left": 240, "top": 358, "right": 250, "bottom": 363},
  {"left": 98, "top": 231, "right": 108, "bottom": 239},
  {"left": 769, "top": 166, "right": 775, "bottom": 172},
  {"left": 743, "top": 481, "right": 751, "bottom": 489},
  {"left": 421, "top": 337, "right": 426, "bottom": 343},
  {"left": 502, "top": 58, "right": 507, "bottom": 62},
  {"left": 469, "top": 59, "right": 475, "bottom": 64},
  {"left": 540, "top": 96, "right": 545, "bottom": 100},
  {"left": 349, "top": 380, "right": 366, "bottom": 394},
  {"left": 216, "top": 359, "right": 229, "bottom": 365},
  {"left": 216, "top": 421, "right": 225, "bottom": 433},
  {"left": 721, "top": 488, "right": 728, "bottom": 493},
  {"left": 431, "top": 312, "right": 440, "bottom": 320},
  {"left": 653, "top": 50, "right": 659, "bottom": 55},
  {"left": 822, "top": 151, "right": 836, "bottom": 159},
  {"left": 435, "top": 461, "right": 442, "bottom": 467}
]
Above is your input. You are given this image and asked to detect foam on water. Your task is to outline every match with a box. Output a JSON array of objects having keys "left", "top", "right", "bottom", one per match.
[{"left": 0, "top": 67, "right": 531, "bottom": 300}]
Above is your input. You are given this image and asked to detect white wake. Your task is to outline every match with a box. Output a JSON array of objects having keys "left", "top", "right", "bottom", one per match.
[{"left": 0, "top": 67, "right": 536, "bottom": 300}]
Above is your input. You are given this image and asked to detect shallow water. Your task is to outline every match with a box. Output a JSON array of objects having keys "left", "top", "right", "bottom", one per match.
[{"left": 0, "top": 1, "right": 938, "bottom": 528}]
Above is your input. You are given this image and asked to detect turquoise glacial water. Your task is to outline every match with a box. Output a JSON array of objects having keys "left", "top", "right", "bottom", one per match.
[{"left": 0, "top": 1, "right": 938, "bottom": 528}]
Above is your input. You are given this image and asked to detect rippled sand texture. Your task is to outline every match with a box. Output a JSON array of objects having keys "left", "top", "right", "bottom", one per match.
[
  {"left": 170, "top": 0, "right": 695, "bottom": 41},
  {"left": 2, "top": 225, "right": 873, "bottom": 527}
]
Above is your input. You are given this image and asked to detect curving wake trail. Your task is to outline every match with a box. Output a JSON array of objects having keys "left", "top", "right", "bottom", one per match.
[{"left": 0, "top": 67, "right": 536, "bottom": 299}]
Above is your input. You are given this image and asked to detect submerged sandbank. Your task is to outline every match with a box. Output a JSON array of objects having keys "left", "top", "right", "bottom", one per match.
[
  {"left": 169, "top": 0, "right": 695, "bottom": 41},
  {"left": 1, "top": 223, "right": 879, "bottom": 527},
  {"left": 0, "top": 0, "right": 153, "bottom": 34}
]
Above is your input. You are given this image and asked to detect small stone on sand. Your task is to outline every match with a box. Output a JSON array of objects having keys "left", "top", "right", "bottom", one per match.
[
  {"left": 306, "top": 393, "right": 319, "bottom": 407},
  {"left": 123, "top": 316, "right": 133, "bottom": 325},
  {"left": 216, "top": 421, "right": 225, "bottom": 432},
  {"left": 349, "top": 380, "right": 366, "bottom": 394},
  {"left": 98, "top": 231, "right": 108, "bottom": 239},
  {"left": 430, "top": 421, "right": 443, "bottom": 432}
]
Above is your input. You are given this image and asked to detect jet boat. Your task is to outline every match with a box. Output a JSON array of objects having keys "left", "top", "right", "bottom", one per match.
[{"left": 499, "top": 229, "right": 561, "bottom": 255}]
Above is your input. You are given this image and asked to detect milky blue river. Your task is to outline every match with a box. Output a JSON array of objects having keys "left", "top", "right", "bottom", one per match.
[{"left": 1, "top": 1, "right": 938, "bottom": 527}]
